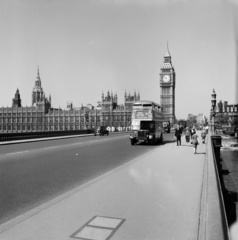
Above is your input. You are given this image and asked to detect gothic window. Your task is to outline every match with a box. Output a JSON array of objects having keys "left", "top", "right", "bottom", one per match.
[
  {"left": 162, "top": 98, "right": 170, "bottom": 104},
  {"left": 162, "top": 88, "right": 170, "bottom": 95},
  {"left": 163, "top": 107, "right": 171, "bottom": 113}
]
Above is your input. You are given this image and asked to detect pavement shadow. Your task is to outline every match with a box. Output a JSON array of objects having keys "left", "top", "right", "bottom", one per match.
[{"left": 135, "top": 139, "right": 175, "bottom": 147}]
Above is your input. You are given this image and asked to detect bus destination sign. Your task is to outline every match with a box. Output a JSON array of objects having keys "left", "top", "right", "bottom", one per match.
[{"left": 135, "top": 111, "right": 150, "bottom": 119}]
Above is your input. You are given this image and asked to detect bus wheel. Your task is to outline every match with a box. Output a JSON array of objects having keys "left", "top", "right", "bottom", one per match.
[{"left": 131, "top": 139, "right": 135, "bottom": 145}]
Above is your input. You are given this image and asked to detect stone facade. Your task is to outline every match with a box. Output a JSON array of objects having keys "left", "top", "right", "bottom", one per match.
[
  {"left": 0, "top": 69, "right": 140, "bottom": 133},
  {"left": 216, "top": 100, "right": 238, "bottom": 127},
  {"left": 160, "top": 44, "right": 176, "bottom": 124}
]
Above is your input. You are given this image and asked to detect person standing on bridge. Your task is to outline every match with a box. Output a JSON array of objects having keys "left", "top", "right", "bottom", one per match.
[
  {"left": 191, "top": 132, "right": 200, "bottom": 154},
  {"left": 175, "top": 126, "right": 182, "bottom": 146},
  {"left": 185, "top": 127, "right": 191, "bottom": 146}
]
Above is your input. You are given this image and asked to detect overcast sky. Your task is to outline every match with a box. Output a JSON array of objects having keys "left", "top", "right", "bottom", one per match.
[{"left": 0, "top": 0, "right": 237, "bottom": 120}]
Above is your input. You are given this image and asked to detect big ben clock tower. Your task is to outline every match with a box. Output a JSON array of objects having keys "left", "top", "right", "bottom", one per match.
[{"left": 160, "top": 44, "right": 176, "bottom": 124}]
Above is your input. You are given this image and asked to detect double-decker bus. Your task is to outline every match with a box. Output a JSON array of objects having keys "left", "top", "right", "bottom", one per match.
[{"left": 129, "top": 100, "right": 164, "bottom": 145}]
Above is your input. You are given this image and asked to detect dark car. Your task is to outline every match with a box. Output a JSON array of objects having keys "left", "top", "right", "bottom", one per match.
[{"left": 94, "top": 126, "right": 109, "bottom": 136}]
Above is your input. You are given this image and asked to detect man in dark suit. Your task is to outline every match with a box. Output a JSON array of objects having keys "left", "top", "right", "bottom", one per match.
[{"left": 175, "top": 126, "right": 182, "bottom": 146}]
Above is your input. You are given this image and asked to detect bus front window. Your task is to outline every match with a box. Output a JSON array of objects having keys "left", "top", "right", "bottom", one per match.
[{"left": 141, "top": 121, "right": 154, "bottom": 130}]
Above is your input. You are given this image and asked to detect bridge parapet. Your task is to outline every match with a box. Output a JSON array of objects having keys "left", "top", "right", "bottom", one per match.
[{"left": 198, "top": 134, "right": 230, "bottom": 240}]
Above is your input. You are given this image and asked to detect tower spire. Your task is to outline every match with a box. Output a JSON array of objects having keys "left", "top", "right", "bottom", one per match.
[
  {"left": 37, "top": 66, "right": 40, "bottom": 80},
  {"left": 165, "top": 41, "right": 171, "bottom": 57}
]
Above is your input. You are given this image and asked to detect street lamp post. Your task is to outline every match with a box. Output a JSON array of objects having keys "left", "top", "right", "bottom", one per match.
[
  {"left": 210, "top": 106, "right": 213, "bottom": 133},
  {"left": 211, "top": 89, "right": 217, "bottom": 134}
]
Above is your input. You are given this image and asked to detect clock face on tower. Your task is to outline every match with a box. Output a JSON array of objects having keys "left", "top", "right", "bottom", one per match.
[{"left": 163, "top": 75, "right": 170, "bottom": 82}]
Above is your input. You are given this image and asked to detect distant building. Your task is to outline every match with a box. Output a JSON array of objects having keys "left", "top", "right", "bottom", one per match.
[
  {"left": 187, "top": 114, "right": 196, "bottom": 120},
  {"left": 0, "top": 68, "right": 140, "bottom": 132},
  {"left": 216, "top": 100, "right": 238, "bottom": 127},
  {"left": 197, "top": 113, "right": 205, "bottom": 124}
]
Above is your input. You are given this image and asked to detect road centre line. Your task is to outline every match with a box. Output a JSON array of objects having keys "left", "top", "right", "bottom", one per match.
[
  {"left": 6, "top": 151, "right": 29, "bottom": 155},
  {"left": 44, "top": 146, "right": 60, "bottom": 149},
  {"left": 17, "top": 151, "right": 29, "bottom": 154}
]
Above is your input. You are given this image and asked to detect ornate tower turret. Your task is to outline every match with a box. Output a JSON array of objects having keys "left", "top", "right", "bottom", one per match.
[
  {"left": 32, "top": 66, "right": 45, "bottom": 106},
  {"left": 124, "top": 90, "right": 127, "bottom": 102},
  {"left": 12, "top": 88, "right": 22, "bottom": 107}
]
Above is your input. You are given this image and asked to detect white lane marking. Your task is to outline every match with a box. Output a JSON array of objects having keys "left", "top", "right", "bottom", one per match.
[
  {"left": 44, "top": 146, "right": 60, "bottom": 149},
  {"left": 16, "top": 151, "right": 29, "bottom": 154},
  {"left": 6, "top": 151, "right": 29, "bottom": 155}
]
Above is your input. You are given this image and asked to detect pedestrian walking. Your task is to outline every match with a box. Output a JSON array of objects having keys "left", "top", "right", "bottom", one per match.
[
  {"left": 201, "top": 129, "right": 206, "bottom": 144},
  {"left": 190, "top": 126, "right": 196, "bottom": 144},
  {"left": 175, "top": 126, "right": 182, "bottom": 146},
  {"left": 191, "top": 132, "right": 200, "bottom": 154},
  {"left": 185, "top": 127, "right": 191, "bottom": 146}
]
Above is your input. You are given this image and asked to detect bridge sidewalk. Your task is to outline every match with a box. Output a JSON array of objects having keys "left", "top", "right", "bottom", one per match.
[{"left": 0, "top": 137, "right": 207, "bottom": 240}]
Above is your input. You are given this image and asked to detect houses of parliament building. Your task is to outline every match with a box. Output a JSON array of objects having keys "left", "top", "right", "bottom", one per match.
[
  {"left": 0, "top": 46, "right": 176, "bottom": 133},
  {"left": 0, "top": 68, "right": 140, "bottom": 133}
]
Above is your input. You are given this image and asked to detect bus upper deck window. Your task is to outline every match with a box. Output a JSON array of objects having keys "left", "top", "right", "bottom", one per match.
[{"left": 133, "top": 104, "right": 142, "bottom": 107}]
